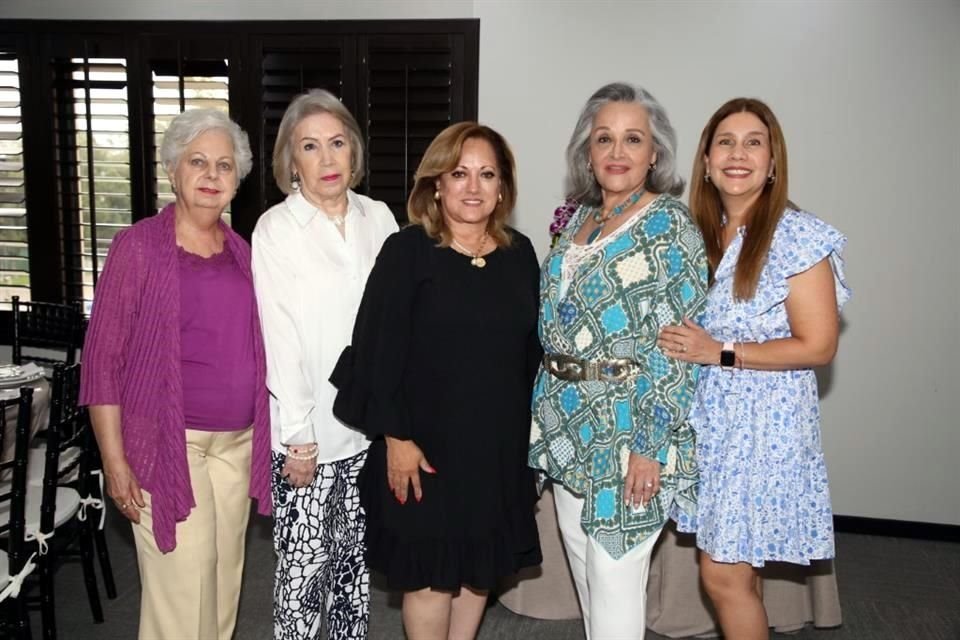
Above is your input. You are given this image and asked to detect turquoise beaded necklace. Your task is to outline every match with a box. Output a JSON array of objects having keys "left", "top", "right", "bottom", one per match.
[{"left": 586, "top": 187, "right": 646, "bottom": 244}]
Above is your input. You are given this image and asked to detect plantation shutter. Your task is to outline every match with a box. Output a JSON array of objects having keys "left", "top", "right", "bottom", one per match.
[
  {"left": 359, "top": 33, "right": 468, "bottom": 221},
  {"left": 257, "top": 39, "right": 348, "bottom": 213},
  {"left": 0, "top": 51, "right": 29, "bottom": 304},
  {"left": 51, "top": 54, "right": 131, "bottom": 312}
]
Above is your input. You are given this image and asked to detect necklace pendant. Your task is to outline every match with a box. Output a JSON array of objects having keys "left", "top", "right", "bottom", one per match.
[
  {"left": 586, "top": 226, "right": 603, "bottom": 244},
  {"left": 472, "top": 256, "right": 486, "bottom": 268}
]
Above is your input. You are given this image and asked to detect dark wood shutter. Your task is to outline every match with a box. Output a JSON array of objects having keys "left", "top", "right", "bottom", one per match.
[
  {"left": 359, "top": 33, "right": 469, "bottom": 222},
  {"left": 0, "top": 50, "right": 30, "bottom": 304},
  {"left": 255, "top": 37, "right": 349, "bottom": 213},
  {"left": 50, "top": 51, "right": 131, "bottom": 312},
  {"left": 4, "top": 19, "right": 478, "bottom": 308}
]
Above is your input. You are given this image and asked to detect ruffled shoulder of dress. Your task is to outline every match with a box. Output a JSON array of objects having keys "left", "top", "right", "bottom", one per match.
[{"left": 750, "top": 208, "right": 851, "bottom": 314}]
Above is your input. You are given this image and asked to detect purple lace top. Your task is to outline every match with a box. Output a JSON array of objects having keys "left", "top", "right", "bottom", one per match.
[{"left": 179, "top": 243, "right": 257, "bottom": 430}]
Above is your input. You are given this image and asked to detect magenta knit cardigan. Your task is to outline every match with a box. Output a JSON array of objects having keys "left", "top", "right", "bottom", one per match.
[{"left": 79, "top": 204, "right": 272, "bottom": 552}]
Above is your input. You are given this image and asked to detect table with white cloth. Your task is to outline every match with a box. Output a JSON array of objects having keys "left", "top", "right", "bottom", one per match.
[
  {"left": 499, "top": 484, "right": 843, "bottom": 637},
  {"left": 0, "top": 363, "right": 52, "bottom": 468}
]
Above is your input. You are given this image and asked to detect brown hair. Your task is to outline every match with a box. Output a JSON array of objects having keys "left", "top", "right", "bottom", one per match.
[
  {"left": 407, "top": 122, "right": 516, "bottom": 248},
  {"left": 689, "top": 98, "right": 791, "bottom": 301}
]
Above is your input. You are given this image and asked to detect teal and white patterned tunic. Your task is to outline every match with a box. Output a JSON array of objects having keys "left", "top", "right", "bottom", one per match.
[{"left": 529, "top": 195, "right": 708, "bottom": 559}]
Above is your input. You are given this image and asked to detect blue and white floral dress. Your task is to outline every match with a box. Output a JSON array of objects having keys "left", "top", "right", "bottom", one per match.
[{"left": 690, "top": 208, "right": 850, "bottom": 567}]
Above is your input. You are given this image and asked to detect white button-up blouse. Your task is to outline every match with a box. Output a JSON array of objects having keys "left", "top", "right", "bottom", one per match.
[{"left": 252, "top": 190, "right": 399, "bottom": 462}]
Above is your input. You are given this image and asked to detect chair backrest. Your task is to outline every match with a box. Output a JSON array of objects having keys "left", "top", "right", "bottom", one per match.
[
  {"left": 0, "top": 388, "right": 34, "bottom": 583},
  {"left": 39, "top": 363, "right": 88, "bottom": 536},
  {"left": 10, "top": 296, "right": 83, "bottom": 368}
]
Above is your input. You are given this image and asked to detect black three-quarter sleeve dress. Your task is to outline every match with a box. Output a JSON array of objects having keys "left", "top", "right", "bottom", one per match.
[{"left": 334, "top": 224, "right": 543, "bottom": 591}]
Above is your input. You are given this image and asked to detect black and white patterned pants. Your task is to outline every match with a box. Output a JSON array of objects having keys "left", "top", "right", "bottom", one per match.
[{"left": 272, "top": 449, "right": 369, "bottom": 640}]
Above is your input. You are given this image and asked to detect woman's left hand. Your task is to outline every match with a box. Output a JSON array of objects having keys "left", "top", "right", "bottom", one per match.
[
  {"left": 624, "top": 453, "right": 661, "bottom": 509},
  {"left": 281, "top": 455, "right": 317, "bottom": 489},
  {"left": 658, "top": 317, "right": 720, "bottom": 365}
]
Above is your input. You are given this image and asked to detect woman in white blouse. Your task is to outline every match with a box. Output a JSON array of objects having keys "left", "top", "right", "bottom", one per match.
[{"left": 252, "top": 89, "right": 398, "bottom": 640}]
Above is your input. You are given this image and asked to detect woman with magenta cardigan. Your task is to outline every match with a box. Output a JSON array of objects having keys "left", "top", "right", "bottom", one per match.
[{"left": 79, "top": 109, "right": 271, "bottom": 640}]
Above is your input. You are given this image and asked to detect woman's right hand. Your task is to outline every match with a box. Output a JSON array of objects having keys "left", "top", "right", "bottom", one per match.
[
  {"left": 385, "top": 436, "right": 435, "bottom": 504},
  {"left": 102, "top": 457, "right": 145, "bottom": 524}
]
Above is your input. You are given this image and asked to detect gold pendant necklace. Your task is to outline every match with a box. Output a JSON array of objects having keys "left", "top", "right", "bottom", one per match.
[{"left": 451, "top": 232, "right": 489, "bottom": 268}]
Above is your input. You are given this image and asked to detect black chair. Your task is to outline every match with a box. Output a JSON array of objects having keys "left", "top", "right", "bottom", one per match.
[
  {"left": 28, "top": 363, "right": 105, "bottom": 639},
  {"left": 0, "top": 388, "right": 35, "bottom": 639},
  {"left": 10, "top": 297, "right": 83, "bottom": 370}
]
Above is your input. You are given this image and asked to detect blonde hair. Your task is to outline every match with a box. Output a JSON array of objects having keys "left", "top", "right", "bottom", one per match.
[
  {"left": 690, "top": 98, "right": 791, "bottom": 301},
  {"left": 407, "top": 122, "right": 517, "bottom": 248}
]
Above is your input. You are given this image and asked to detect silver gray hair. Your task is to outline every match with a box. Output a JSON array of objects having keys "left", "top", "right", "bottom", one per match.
[
  {"left": 159, "top": 108, "right": 253, "bottom": 181},
  {"left": 272, "top": 89, "right": 365, "bottom": 195},
  {"left": 565, "top": 82, "right": 685, "bottom": 205}
]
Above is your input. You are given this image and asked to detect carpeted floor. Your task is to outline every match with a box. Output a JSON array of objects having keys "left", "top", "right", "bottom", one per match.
[{"left": 31, "top": 510, "right": 960, "bottom": 639}]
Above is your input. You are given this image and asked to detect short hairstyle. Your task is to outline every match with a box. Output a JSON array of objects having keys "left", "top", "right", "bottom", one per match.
[
  {"left": 160, "top": 108, "right": 252, "bottom": 181},
  {"left": 565, "top": 82, "right": 684, "bottom": 205},
  {"left": 272, "top": 89, "right": 365, "bottom": 195},
  {"left": 407, "top": 122, "right": 517, "bottom": 248},
  {"left": 689, "top": 97, "right": 791, "bottom": 300}
]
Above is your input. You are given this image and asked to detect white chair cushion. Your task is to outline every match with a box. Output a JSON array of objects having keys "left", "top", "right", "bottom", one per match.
[
  {"left": 26, "top": 446, "right": 82, "bottom": 487},
  {"left": 0, "top": 485, "right": 81, "bottom": 535}
]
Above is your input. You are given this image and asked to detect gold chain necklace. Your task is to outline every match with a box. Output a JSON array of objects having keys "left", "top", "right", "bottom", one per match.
[{"left": 451, "top": 232, "right": 489, "bottom": 268}]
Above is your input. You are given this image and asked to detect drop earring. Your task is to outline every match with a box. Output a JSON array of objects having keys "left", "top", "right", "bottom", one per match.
[{"left": 291, "top": 173, "right": 301, "bottom": 191}]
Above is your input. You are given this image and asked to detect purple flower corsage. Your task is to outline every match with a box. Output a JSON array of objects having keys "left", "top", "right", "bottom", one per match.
[{"left": 550, "top": 198, "right": 579, "bottom": 243}]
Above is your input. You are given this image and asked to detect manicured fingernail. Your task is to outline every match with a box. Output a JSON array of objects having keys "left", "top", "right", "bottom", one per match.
[{"left": 415, "top": 495, "right": 421, "bottom": 503}]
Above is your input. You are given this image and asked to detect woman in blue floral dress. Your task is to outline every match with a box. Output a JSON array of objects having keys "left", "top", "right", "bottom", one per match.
[{"left": 659, "top": 98, "right": 850, "bottom": 640}]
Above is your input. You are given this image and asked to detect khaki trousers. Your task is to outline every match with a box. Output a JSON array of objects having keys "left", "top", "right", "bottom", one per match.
[{"left": 132, "top": 427, "right": 253, "bottom": 640}]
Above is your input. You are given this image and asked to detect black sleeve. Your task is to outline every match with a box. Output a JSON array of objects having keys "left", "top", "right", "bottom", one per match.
[
  {"left": 331, "top": 229, "right": 420, "bottom": 440},
  {"left": 520, "top": 234, "right": 544, "bottom": 388}
]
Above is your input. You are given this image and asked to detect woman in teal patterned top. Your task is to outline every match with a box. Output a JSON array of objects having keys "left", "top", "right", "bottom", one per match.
[{"left": 529, "top": 82, "right": 707, "bottom": 640}]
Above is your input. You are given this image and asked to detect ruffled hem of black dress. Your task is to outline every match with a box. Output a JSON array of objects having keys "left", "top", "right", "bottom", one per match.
[{"left": 365, "top": 524, "right": 543, "bottom": 592}]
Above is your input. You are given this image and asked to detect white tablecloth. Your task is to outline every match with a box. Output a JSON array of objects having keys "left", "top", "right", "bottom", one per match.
[{"left": 0, "top": 369, "right": 52, "bottom": 467}]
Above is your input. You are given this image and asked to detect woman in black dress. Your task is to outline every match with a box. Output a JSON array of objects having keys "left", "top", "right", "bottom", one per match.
[{"left": 332, "top": 122, "right": 542, "bottom": 639}]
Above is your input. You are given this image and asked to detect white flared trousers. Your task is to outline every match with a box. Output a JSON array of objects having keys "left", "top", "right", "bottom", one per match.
[{"left": 553, "top": 483, "right": 663, "bottom": 640}]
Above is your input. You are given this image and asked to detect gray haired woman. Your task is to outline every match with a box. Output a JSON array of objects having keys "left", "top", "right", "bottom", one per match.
[
  {"left": 252, "top": 89, "right": 397, "bottom": 640},
  {"left": 82, "top": 108, "right": 271, "bottom": 639},
  {"left": 528, "top": 82, "right": 708, "bottom": 639}
]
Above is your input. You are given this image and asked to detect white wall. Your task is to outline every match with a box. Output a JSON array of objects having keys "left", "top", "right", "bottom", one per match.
[
  {"left": 4, "top": 0, "right": 959, "bottom": 525},
  {"left": 476, "top": 0, "right": 960, "bottom": 526}
]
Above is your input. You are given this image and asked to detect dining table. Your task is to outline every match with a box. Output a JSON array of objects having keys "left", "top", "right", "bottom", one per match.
[{"left": 498, "top": 483, "right": 843, "bottom": 637}]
